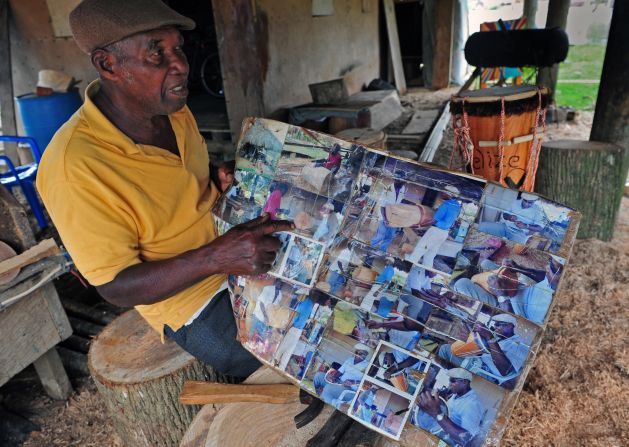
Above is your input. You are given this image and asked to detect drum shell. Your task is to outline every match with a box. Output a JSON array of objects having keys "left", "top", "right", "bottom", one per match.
[{"left": 451, "top": 333, "right": 483, "bottom": 357}]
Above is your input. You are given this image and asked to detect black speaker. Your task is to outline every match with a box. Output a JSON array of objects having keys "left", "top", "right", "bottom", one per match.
[{"left": 465, "top": 28, "right": 569, "bottom": 68}]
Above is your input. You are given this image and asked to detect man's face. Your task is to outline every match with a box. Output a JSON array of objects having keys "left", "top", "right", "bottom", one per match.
[
  {"left": 521, "top": 199, "right": 534, "bottom": 209},
  {"left": 112, "top": 27, "right": 189, "bottom": 115},
  {"left": 492, "top": 321, "right": 515, "bottom": 338},
  {"left": 449, "top": 377, "right": 469, "bottom": 395},
  {"left": 354, "top": 349, "right": 368, "bottom": 362}
]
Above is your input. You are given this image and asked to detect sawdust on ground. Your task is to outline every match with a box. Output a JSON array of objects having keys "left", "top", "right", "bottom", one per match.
[{"left": 16, "top": 110, "right": 629, "bottom": 447}]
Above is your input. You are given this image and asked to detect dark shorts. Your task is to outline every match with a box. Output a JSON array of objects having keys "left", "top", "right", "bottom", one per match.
[{"left": 164, "top": 289, "right": 261, "bottom": 379}]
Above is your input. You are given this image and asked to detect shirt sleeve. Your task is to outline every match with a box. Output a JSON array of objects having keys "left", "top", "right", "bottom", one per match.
[{"left": 45, "top": 181, "right": 141, "bottom": 286}]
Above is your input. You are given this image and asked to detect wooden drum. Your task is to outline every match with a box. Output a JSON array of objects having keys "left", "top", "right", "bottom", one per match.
[{"left": 451, "top": 85, "right": 549, "bottom": 191}]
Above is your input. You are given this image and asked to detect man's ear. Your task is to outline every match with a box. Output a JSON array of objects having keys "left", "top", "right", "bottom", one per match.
[{"left": 91, "top": 49, "right": 117, "bottom": 81}]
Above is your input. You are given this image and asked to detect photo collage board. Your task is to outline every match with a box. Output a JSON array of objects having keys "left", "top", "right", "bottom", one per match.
[{"left": 213, "top": 118, "right": 581, "bottom": 445}]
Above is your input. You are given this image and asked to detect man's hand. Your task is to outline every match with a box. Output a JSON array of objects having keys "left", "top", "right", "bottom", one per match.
[
  {"left": 418, "top": 391, "right": 441, "bottom": 417},
  {"left": 473, "top": 322, "right": 493, "bottom": 341},
  {"left": 210, "top": 160, "right": 236, "bottom": 193},
  {"left": 209, "top": 214, "right": 293, "bottom": 276},
  {"left": 365, "top": 320, "right": 383, "bottom": 329}
]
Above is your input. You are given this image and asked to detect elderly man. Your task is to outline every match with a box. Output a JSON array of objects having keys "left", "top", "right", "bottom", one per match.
[
  {"left": 36, "top": 0, "right": 292, "bottom": 378},
  {"left": 416, "top": 368, "right": 483, "bottom": 446},
  {"left": 406, "top": 186, "right": 461, "bottom": 269},
  {"left": 438, "top": 314, "right": 529, "bottom": 386},
  {"left": 478, "top": 192, "right": 546, "bottom": 245}
]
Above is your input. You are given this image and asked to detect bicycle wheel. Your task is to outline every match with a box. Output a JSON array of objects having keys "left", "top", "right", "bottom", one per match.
[{"left": 200, "top": 52, "right": 225, "bottom": 98}]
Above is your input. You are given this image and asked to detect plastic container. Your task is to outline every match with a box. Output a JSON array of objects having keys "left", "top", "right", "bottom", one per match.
[{"left": 15, "top": 90, "right": 82, "bottom": 151}]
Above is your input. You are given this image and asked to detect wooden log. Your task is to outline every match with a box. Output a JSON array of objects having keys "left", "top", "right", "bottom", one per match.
[
  {"left": 0, "top": 238, "right": 60, "bottom": 277},
  {"left": 68, "top": 316, "right": 104, "bottom": 338},
  {"left": 89, "top": 309, "right": 230, "bottom": 447},
  {"left": 535, "top": 140, "right": 629, "bottom": 240},
  {"left": 60, "top": 334, "right": 91, "bottom": 354},
  {"left": 61, "top": 297, "right": 119, "bottom": 326},
  {"left": 180, "top": 382, "right": 300, "bottom": 405},
  {"left": 306, "top": 410, "right": 354, "bottom": 447},
  {"left": 199, "top": 368, "right": 333, "bottom": 447},
  {"left": 57, "top": 346, "right": 90, "bottom": 378}
]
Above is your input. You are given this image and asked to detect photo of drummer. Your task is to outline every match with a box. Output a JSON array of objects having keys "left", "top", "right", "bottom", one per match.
[
  {"left": 451, "top": 230, "right": 565, "bottom": 325},
  {"left": 412, "top": 367, "right": 485, "bottom": 447},
  {"left": 476, "top": 184, "right": 575, "bottom": 255},
  {"left": 437, "top": 312, "right": 531, "bottom": 389},
  {"left": 275, "top": 235, "right": 325, "bottom": 287}
]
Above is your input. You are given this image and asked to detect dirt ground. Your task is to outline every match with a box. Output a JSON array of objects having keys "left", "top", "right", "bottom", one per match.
[{"left": 4, "top": 111, "right": 628, "bottom": 447}]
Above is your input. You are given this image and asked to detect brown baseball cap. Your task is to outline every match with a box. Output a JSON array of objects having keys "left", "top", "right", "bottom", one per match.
[{"left": 69, "top": 0, "right": 195, "bottom": 54}]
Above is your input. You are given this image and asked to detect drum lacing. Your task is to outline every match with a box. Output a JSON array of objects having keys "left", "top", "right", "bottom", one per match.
[
  {"left": 497, "top": 97, "right": 506, "bottom": 184},
  {"left": 523, "top": 88, "right": 547, "bottom": 191},
  {"left": 451, "top": 98, "right": 474, "bottom": 172}
]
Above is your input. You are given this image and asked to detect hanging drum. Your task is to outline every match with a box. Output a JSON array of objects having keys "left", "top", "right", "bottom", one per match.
[{"left": 450, "top": 85, "right": 549, "bottom": 192}]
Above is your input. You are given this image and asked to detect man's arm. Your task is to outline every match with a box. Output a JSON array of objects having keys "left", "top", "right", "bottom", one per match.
[
  {"left": 418, "top": 392, "right": 473, "bottom": 443},
  {"left": 97, "top": 214, "right": 293, "bottom": 307},
  {"left": 474, "top": 323, "right": 514, "bottom": 376}
]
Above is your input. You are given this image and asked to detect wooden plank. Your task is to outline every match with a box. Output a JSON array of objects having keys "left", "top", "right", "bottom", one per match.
[
  {"left": 383, "top": 0, "right": 406, "bottom": 95},
  {"left": 211, "top": 0, "right": 266, "bottom": 140},
  {"left": 0, "top": 238, "right": 59, "bottom": 276},
  {"left": 180, "top": 382, "right": 300, "bottom": 405},
  {"left": 32, "top": 348, "right": 72, "bottom": 400},
  {"left": 0, "top": 290, "right": 67, "bottom": 387},
  {"left": 0, "top": 0, "right": 18, "bottom": 164},
  {"left": 419, "top": 105, "right": 451, "bottom": 162},
  {"left": 431, "top": 0, "right": 454, "bottom": 90},
  {"left": 401, "top": 109, "right": 440, "bottom": 134}
]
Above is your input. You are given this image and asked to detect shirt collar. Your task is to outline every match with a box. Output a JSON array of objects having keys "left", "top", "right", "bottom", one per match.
[{"left": 81, "top": 80, "right": 187, "bottom": 158}]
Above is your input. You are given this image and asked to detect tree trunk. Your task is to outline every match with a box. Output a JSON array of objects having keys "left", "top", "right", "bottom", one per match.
[
  {"left": 590, "top": 0, "right": 629, "bottom": 152},
  {"left": 537, "top": 0, "right": 570, "bottom": 102},
  {"left": 89, "top": 309, "right": 232, "bottom": 447},
  {"left": 523, "top": 0, "right": 538, "bottom": 29},
  {"left": 535, "top": 140, "right": 629, "bottom": 241}
]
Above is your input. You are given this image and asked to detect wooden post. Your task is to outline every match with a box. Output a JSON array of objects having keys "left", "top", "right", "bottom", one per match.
[
  {"left": 535, "top": 140, "right": 629, "bottom": 241},
  {"left": 590, "top": 0, "right": 629, "bottom": 152},
  {"left": 431, "top": 0, "right": 454, "bottom": 90},
  {"left": 0, "top": 0, "right": 18, "bottom": 164},
  {"left": 537, "top": 0, "right": 570, "bottom": 101},
  {"left": 211, "top": 0, "right": 266, "bottom": 141},
  {"left": 383, "top": 0, "right": 407, "bottom": 95},
  {"left": 523, "top": 0, "right": 538, "bottom": 29},
  {"left": 89, "top": 309, "right": 232, "bottom": 447}
]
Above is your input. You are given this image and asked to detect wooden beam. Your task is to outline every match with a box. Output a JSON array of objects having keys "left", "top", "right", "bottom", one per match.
[
  {"left": 523, "top": 0, "right": 539, "bottom": 29},
  {"left": 537, "top": 0, "right": 570, "bottom": 101},
  {"left": 0, "top": 238, "right": 59, "bottom": 277},
  {"left": 431, "top": 0, "right": 454, "bottom": 90},
  {"left": 179, "top": 382, "right": 300, "bottom": 405},
  {"left": 590, "top": 0, "right": 629, "bottom": 152},
  {"left": 211, "top": 0, "right": 266, "bottom": 141},
  {"left": 0, "top": 0, "right": 18, "bottom": 164},
  {"left": 383, "top": 0, "right": 407, "bottom": 95}
]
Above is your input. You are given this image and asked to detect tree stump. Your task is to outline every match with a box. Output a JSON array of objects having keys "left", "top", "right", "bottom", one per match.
[
  {"left": 535, "top": 140, "right": 629, "bottom": 241},
  {"left": 89, "top": 309, "right": 231, "bottom": 447}
]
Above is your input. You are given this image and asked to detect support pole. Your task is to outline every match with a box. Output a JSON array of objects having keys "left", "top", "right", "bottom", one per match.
[
  {"left": 523, "top": 0, "right": 538, "bottom": 29},
  {"left": 537, "top": 0, "right": 570, "bottom": 102},
  {"left": 0, "top": 0, "right": 18, "bottom": 164}
]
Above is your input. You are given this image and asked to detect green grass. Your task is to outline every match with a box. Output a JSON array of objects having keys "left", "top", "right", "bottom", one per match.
[{"left": 555, "top": 44, "right": 605, "bottom": 110}]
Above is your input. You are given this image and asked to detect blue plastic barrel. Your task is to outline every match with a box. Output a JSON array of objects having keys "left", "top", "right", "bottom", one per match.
[{"left": 15, "top": 90, "right": 82, "bottom": 152}]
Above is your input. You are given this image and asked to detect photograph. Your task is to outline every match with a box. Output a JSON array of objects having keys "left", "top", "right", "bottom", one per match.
[
  {"left": 327, "top": 301, "right": 423, "bottom": 355},
  {"left": 270, "top": 233, "right": 326, "bottom": 287},
  {"left": 235, "top": 118, "right": 288, "bottom": 177},
  {"left": 272, "top": 290, "right": 337, "bottom": 377},
  {"left": 366, "top": 341, "right": 431, "bottom": 398},
  {"left": 263, "top": 182, "right": 346, "bottom": 244},
  {"left": 434, "top": 305, "right": 537, "bottom": 390},
  {"left": 410, "top": 359, "right": 507, "bottom": 447},
  {"left": 400, "top": 266, "right": 481, "bottom": 324},
  {"left": 476, "top": 183, "right": 578, "bottom": 256},
  {"left": 213, "top": 170, "right": 272, "bottom": 225},
  {"left": 347, "top": 172, "right": 480, "bottom": 275},
  {"left": 302, "top": 337, "right": 373, "bottom": 411},
  {"left": 450, "top": 227, "right": 566, "bottom": 326},
  {"left": 275, "top": 125, "right": 364, "bottom": 201},
  {"left": 318, "top": 238, "right": 411, "bottom": 317},
  {"left": 349, "top": 378, "right": 413, "bottom": 440}
]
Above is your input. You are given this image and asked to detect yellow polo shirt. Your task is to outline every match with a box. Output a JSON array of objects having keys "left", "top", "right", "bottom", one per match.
[{"left": 36, "top": 80, "right": 226, "bottom": 337}]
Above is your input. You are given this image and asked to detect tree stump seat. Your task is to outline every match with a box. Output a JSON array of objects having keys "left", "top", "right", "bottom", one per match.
[{"left": 89, "top": 309, "right": 230, "bottom": 447}]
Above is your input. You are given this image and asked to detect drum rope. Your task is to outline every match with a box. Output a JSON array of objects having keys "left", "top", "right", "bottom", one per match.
[
  {"left": 451, "top": 98, "right": 474, "bottom": 172},
  {"left": 523, "top": 88, "right": 547, "bottom": 191},
  {"left": 497, "top": 97, "right": 506, "bottom": 184}
]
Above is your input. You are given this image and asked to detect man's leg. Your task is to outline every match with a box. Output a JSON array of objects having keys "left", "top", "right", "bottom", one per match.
[
  {"left": 406, "top": 227, "right": 436, "bottom": 264},
  {"left": 276, "top": 326, "right": 302, "bottom": 371},
  {"left": 437, "top": 343, "right": 464, "bottom": 367},
  {"left": 164, "top": 290, "right": 261, "bottom": 379},
  {"left": 421, "top": 228, "right": 450, "bottom": 269},
  {"left": 452, "top": 278, "right": 499, "bottom": 306}
]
